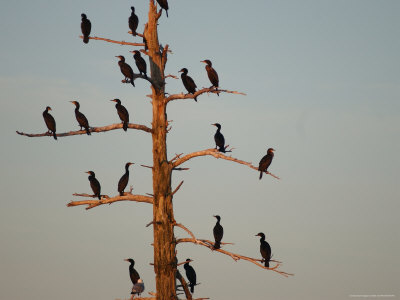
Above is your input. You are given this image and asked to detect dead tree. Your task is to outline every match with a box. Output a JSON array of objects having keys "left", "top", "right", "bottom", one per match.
[{"left": 17, "top": 1, "right": 292, "bottom": 299}]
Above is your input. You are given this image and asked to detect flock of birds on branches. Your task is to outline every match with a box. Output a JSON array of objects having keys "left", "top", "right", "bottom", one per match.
[{"left": 30, "top": 1, "right": 281, "bottom": 298}]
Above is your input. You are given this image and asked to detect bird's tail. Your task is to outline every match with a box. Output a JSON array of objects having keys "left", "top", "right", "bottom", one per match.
[
  {"left": 85, "top": 127, "right": 91, "bottom": 135},
  {"left": 123, "top": 121, "right": 128, "bottom": 131},
  {"left": 98, "top": 194, "right": 101, "bottom": 200},
  {"left": 131, "top": 79, "right": 135, "bottom": 87},
  {"left": 166, "top": 10, "right": 168, "bottom": 18},
  {"left": 120, "top": 191, "right": 124, "bottom": 196},
  {"left": 264, "top": 260, "right": 269, "bottom": 268},
  {"left": 53, "top": 132, "right": 57, "bottom": 140},
  {"left": 83, "top": 35, "right": 89, "bottom": 44},
  {"left": 218, "top": 146, "right": 226, "bottom": 153},
  {"left": 194, "top": 96, "right": 197, "bottom": 102},
  {"left": 190, "top": 284, "right": 194, "bottom": 293},
  {"left": 214, "top": 241, "right": 221, "bottom": 249},
  {"left": 259, "top": 171, "right": 263, "bottom": 180}
]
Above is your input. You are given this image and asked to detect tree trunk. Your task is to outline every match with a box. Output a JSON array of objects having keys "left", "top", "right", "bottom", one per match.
[{"left": 147, "top": 1, "right": 177, "bottom": 299}]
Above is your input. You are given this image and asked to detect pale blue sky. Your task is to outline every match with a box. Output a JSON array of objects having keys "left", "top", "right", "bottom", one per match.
[{"left": 1, "top": 1, "right": 399, "bottom": 299}]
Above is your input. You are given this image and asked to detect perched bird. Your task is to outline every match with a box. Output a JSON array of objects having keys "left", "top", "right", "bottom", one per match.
[
  {"left": 256, "top": 232, "right": 271, "bottom": 268},
  {"left": 81, "top": 13, "right": 91, "bottom": 44},
  {"left": 179, "top": 68, "right": 197, "bottom": 101},
  {"left": 70, "top": 101, "right": 90, "bottom": 135},
  {"left": 201, "top": 60, "right": 219, "bottom": 94},
  {"left": 118, "top": 162, "right": 134, "bottom": 196},
  {"left": 128, "top": 6, "right": 139, "bottom": 36},
  {"left": 184, "top": 259, "right": 197, "bottom": 293},
  {"left": 111, "top": 99, "right": 129, "bottom": 131},
  {"left": 124, "top": 258, "right": 141, "bottom": 285},
  {"left": 86, "top": 171, "right": 101, "bottom": 200},
  {"left": 258, "top": 148, "right": 275, "bottom": 179},
  {"left": 131, "top": 279, "right": 145, "bottom": 297},
  {"left": 131, "top": 50, "right": 147, "bottom": 78},
  {"left": 213, "top": 215, "right": 224, "bottom": 249},
  {"left": 42, "top": 106, "right": 57, "bottom": 140},
  {"left": 116, "top": 56, "right": 135, "bottom": 87},
  {"left": 156, "top": 0, "right": 169, "bottom": 17},
  {"left": 212, "top": 123, "right": 225, "bottom": 152}
]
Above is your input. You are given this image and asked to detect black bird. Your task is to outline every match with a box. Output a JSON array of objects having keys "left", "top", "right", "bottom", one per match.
[
  {"left": 156, "top": 0, "right": 169, "bottom": 17},
  {"left": 179, "top": 68, "right": 197, "bottom": 101},
  {"left": 42, "top": 106, "right": 57, "bottom": 140},
  {"left": 201, "top": 60, "right": 219, "bottom": 94},
  {"left": 118, "top": 162, "right": 134, "bottom": 196},
  {"left": 184, "top": 259, "right": 197, "bottom": 293},
  {"left": 111, "top": 99, "right": 130, "bottom": 131},
  {"left": 81, "top": 13, "right": 91, "bottom": 44},
  {"left": 116, "top": 56, "right": 135, "bottom": 87},
  {"left": 128, "top": 6, "right": 139, "bottom": 36},
  {"left": 256, "top": 232, "right": 271, "bottom": 268},
  {"left": 70, "top": 101, "right": 91, "bottom": 135},
  {"left": 124, "top": 258, "right": 141, "bottom": 285},
  {"left": 211, "top": 123, "right": 225, "bottom": 152},
  {"left": 213, "top": 215, "right": 224, "bottom": 249},
  {"left": 86, "top": 171, "right": 101, "bottom": 200},
  {"left": 258, "top": 148, "right": 275, "bottom": 179},
  {"left": 131, "top": 50, "right": 147, "bottom": 78}
]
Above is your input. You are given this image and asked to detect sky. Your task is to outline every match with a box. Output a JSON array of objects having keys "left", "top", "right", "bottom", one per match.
[{"left": 0, "top": 0, "right": 399, "bottom": 299}]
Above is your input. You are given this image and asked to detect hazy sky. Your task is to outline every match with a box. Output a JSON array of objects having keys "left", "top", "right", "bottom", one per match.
[{"left": 1, "top": 1, "right": 399, "bottom": 299}]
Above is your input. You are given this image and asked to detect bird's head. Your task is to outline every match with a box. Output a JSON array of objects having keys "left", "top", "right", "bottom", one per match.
[
  {"left": 211, "top": 123, "right": 221, "bottom": 130},
  {"left": 85, "top": 171, "right": 95, "bottom": 176},
  {"left": 267, "top": 148, "right": 275, "bottom": 153},
  {"left": 126, "top": 162, "right": 134, "bottom": 168},
  {"left": 70, "top": 100, "right": 79, "bottom": 108},
  {"left": 124, "top": 258, "right": 135, "bottom": 264},
  {"left": 201, "top": 59, "right": 212, "bottom": 66},
  {"left": 131, "top": 6, "right": 135, "bottom": 12},
  {"left": 110, "top": 98, "right": 121, "bottom": 104},
  {"left": 130, "top": 50, "right": 140, "bottom": 55},
  {"left": 256, "top": 232, "right": 265, "bottom": 239},
  {"left": 46, "top": 106, "right": 52, "bottom": 111},
  {"left": 213, "top": 215, "right": 221, "bottom": 221},
  {"left": 179, "top": 68, "right": 188, "bottom": 74},
  {"left": 116, "top": 55, "right": 125, "bottom": 61},
  {"left": 81, "top": 13, "right": 87, "bottom": 19}
]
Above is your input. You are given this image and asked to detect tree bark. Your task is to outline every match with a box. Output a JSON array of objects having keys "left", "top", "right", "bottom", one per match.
[{"left": 147, "top": 1, "right": 177, "bottom": 299}]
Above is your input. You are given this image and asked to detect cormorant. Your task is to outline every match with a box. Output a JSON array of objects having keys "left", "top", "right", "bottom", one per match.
[
  {"left": 116, "top": 56, "right": 135, "bottom": 87},
  {"left": 156, "top": 0, "right": 169, "bottom": 17},
  {"left": 213, "top": 215, "right": 224, "bottom": 249},
  {"left": 179, "top": 68, "right": 197, "bottom": 101},
  {"left": 212, "top": 123, "right": 225, "bottom": 152},
  {"left": 86, "top": 171, "right": 101, "bottom": 200},
  {"left": 118, "top": 162, "right": 134, "bottom": 196},
  {"left": 184, "top": 259, "right": 197, "bottom": 293},
  {"left": 258, "top": 148, "right": 275, "bottom": 179},
  {"left": 70, "top": 101, "right": 90, "bottom": 135},
  {"left": 111, "top": 99, "right": 129, "bottom": 131},
  {"left": 128, "top": 6, "right": 139, "bottom": 36},
  {"left": 201, "top": 60, "right": 219, "bottom": 94},
  {"left": 81, "top": 13, "right": 91, "bottom": 44},
  {"left": 124, "top": 258, "right": 141, "bottom": 285},
  {"left": 42, "top": 106, "right": 57, "bottom": 140},
  {"left": 256, "top": 232, "right": 271, "bottom": 268},
  {"left": 131, "top": 50, "right": 147, "bottom": 78}
]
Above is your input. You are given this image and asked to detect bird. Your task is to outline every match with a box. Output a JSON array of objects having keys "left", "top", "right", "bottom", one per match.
[
  {"left": 128, "top": 6, "right": 139, "bottom": 36},
  {"left": 201, "top": 60, "right": 219, "bottom": 95},
  {"left": 70, "top": 101, "right": 91, "bottom": 135},
  {"left": 118, "top": 162, "right": 134, "bottom": 196},
  {"left": 86, "top": 171, "right": 101, "bottom": 200},
  {"left": 256, "top": 232, "right": 271, "bottom": 268},
  {"left": 131, "top": 279, "right": 145, "bottom": 297},
  {"left": 110, "top": 99, "right": 130, "bottom": 131},
  {"left": 42, "top": 106, "right": 57, "bottom": 140},
  {"left": 124, "top": 258, "right": 141, "bottom": 285},
  {"left": 156, "top": 0, "right": 169, "bottom": 17},
  {"left": 81, "top": 13, "right": 91, "bottom": 44},
  {"left": 184, "top": 259, "right": 197, "bottom": 293},
  {"left": 131, "top": 50, "right": 147, "bottom": 78},
  {"left": 211, "top": 123, "right": 225, "bottom": 152},
  {"left": 179, "top": 68, "right": 197, "bottom": 101},
  {"left": 116, "top": 56, "right": 135, "bottom": 87},
  {"left": 213, "top": 215, "right": 224, "bottom": 249},
  {"left": 258, "top": 148, "right": 275, "bottom": 179}
]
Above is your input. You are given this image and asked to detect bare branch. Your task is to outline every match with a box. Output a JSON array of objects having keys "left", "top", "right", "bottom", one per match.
[
  {"left": 166, "top": 87, "right": 246, "bottom": 103},
  {"left": 141, "top": 164, "right": 154, "bottom": 170},
  {"left": 172, "top": 181, "right": 184, "bottom": 195},
  {"left": 79, "top": 35, "right": 144, "bottom": 47},
  {"left": 16, "top": 123, "right": 152, "bottom": 138},
  {"left": 172, "top": 148, "right": 280, "bottom": 179},
  {"left": 67, "top": 193, "right": 153, "bottom": 210},
  {"left": 165, "top": 74, "right": 178, "bottom": 80},
  {"left": 128, "top": 31, "right": 145, "bottom": 38}
]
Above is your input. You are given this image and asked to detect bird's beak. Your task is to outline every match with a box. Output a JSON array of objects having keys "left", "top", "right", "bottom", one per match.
[
  {"left": 85, "top": 171, "right": 90, "bottom": 174},
  {"left": 178, "top": 69, "right": 183, "bottom": 73},
  {"left": 200, "top": 61, "right": 205, "bottom": 63},
  {"left": 129, "top": 162, "right": 135, "bottom": 166},
  {"left": 123, "top": 259, "right": 129, "bottom": 262},
  {"left": 110, "top": 99, "right": 116, "bottom": 102},
  {"left": 255, "top": 234, "right": 259, "bottom": 236},
  {"left": 211, "top": 123, "right": 216, "bottom": 126}
]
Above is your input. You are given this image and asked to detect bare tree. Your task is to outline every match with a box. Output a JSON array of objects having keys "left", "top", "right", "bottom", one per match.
[{"left": 17, "top": 1, "right": 292, "bottom": 299}]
